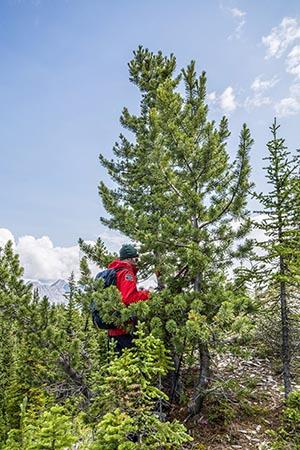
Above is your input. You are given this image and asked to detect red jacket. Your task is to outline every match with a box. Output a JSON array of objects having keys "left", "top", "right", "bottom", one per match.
[{"left": 107, "top": 259, "right": 150, "bottom": 336}]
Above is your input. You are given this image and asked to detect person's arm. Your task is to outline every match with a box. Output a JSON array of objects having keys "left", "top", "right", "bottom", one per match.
[{"left": 117, "top": 270, "right": 149, "bottom": 306}]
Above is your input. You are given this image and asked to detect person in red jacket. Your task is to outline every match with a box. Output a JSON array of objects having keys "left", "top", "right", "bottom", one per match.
[{"left": 107, "top": 244, "right": 150, "bottom": 354}]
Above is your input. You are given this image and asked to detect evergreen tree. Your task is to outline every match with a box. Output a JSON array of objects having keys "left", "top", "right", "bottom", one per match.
[
  {"left": 0, "top": 241, "right": 35, "bottom": 441},
  {"left": 87, "top": 328, "right": 193, "bottom": 449},
  {"left": 3, "top": 401, "right": 77, "bottom": 450},
  {"left": 93, "top": 47, "right": 253, "bottom": 413},
  {"left": 0, "top": 241, "right": 95, "bottom": 445},
  {"left": 253, "top": 119, "right": 300, "bottom": 397}
]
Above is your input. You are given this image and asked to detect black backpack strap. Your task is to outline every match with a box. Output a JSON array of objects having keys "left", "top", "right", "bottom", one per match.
[{"left": 114, "top": 267, "right": 128, "bottom": 272}]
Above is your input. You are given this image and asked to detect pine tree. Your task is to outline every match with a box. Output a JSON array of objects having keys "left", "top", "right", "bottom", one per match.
[
  {"left": 93, "top": 47, "right": 254, "bottom": 414},
  {"left": 253, "top": 119, "right": 300, "bottom": 397}
]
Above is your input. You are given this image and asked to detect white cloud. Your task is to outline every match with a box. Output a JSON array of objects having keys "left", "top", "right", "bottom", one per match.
[
  {"left": 244, "top": 95, "right": 271, "bottom": 110},
  {"left": 0, "top": 228, "right": 91, "bottom": 282},
  {"left": 99, "top": 230, "right": 126, "bottom": 252},
  {"left": 275, "top": 96, "right": 300, "bottom": 117},
  {"left": 262, "top": 19, "right": 300, "bottom": 116},
  {"left": 286, "top": 45, "right": 300, "bottom": 79},
  {"left": 220, "top": 86, "right": 237, "bottom": 113},
  {"left": 208, "top": 87, "right": 237, "bottom": 114},
  {"left": 207, "top": 91, "right": 217, "bottom": 103},
  {"left": 251, "top": 75, "right": 279, "bottom": 92},
  {"left": 16, "top": 235, "right": 82, "bottom": 282},
  {"left": 0, "top": 228, "right": 16, "bottom": 249},
  {"left": 0, "top": 228, "right": 131, "bottom": 282},
  {"left": 230, "top": 8, "right": 245, "bottom": 18},
  {"left": 262, "top": 17, "right": 300, "bottom": 59},
  {"left": 229, "top": 7, "right": 246, "bottom": 40},
  {"left": 275, "top": 83, "right": 300, "bottom": 117},
  {"left": 244, "top": 75, "right": 279, "bottom": 110}
]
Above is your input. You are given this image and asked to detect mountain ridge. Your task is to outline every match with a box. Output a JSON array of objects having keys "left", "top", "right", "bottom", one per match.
[{"left": 26, "top": 279, "right": 70, "bottom": 304}]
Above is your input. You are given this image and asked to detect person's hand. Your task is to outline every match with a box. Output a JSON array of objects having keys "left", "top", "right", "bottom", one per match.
[{"left": 149, "top": 286, "right": 160, "bottom": 292}]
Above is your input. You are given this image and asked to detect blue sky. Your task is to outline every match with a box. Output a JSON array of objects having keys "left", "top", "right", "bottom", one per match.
[{"left": 1, "top": 0, "right": 300, "bottom": 281}]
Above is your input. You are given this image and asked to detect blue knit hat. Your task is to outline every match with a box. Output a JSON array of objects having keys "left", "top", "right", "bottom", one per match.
[{"left": 119, "top": 244, "right": 139, "bottom": 260}]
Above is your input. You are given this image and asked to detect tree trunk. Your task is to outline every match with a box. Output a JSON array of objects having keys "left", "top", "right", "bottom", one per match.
[
  {"left": 188, "top": 268, "right": 211, "bottom": 415},
  {"left": 279, "top": 258, "right": 292, "bottom": 397},
  {"left": 168, "top": 346, "right": 184, "bottom": 403},
  {"left": 58, "top": 353, "right": 94, "bottom": 400},
  {"left": 189, "top": 342, "right": 210, "bottom": 415}
]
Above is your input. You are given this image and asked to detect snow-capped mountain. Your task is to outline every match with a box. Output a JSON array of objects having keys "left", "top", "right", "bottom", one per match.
[
  {"left": 27, "top": 279, "right": 70, "bottom": 304},
  {"left": 26, "top": 277, "right": 156, "bottom": 304}
]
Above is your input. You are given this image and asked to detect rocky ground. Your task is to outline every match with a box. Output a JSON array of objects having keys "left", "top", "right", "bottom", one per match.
[{"left": 172, "top": 352, "right": 290, "bottom": 449}]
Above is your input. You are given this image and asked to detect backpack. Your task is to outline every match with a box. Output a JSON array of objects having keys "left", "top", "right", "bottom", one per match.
[{"left": 91, "top": 267, "right": 125, "bottom": 330}]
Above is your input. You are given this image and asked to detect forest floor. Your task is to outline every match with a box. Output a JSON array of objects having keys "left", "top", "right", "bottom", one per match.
[{"left": 170, "top": 351, "right": 291, "bottom": 450}]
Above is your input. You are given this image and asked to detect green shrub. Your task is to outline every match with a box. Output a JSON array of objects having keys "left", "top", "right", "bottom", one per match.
[{"left": 268, "top": 390, "right": 300, "bottom": 449}]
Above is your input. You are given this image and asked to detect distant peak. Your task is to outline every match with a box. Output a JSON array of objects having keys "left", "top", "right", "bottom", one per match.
[{"left": 51, "top": 279, "right": 67, "bottom": 287}]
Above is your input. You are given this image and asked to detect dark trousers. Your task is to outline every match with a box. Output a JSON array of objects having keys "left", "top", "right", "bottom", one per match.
[{"left": 108, "top": 334, "right": 134, "bottom": 356}]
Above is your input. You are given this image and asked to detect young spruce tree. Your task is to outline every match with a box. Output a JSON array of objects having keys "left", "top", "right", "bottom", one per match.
[{"left": 253, "top": 119, "right": 300, "bottom": 397}]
